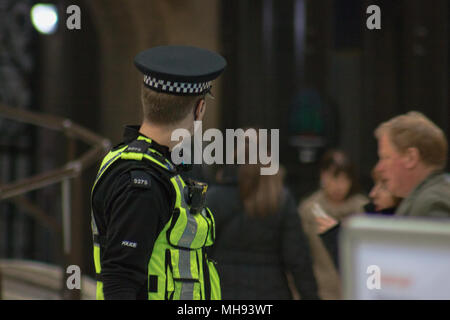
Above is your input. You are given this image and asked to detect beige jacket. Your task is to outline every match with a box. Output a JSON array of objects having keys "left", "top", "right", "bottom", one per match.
[{"left": 298, "top": 190, "right": 368, "bottom": 299}]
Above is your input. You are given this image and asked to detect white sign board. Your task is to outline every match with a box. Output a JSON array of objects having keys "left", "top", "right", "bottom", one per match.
[{"left": 341, "top": 215, "right": 450, "bottom": 300}]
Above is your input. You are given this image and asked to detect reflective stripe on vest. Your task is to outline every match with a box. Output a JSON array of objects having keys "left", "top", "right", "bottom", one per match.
[{"left": 91, "top": 138, "right": 220, "bottom": 300}]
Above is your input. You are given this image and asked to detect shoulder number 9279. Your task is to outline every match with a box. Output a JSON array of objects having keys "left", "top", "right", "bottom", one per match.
[{"left": 133, "top": 178, "right": 149, "bottom": 186}]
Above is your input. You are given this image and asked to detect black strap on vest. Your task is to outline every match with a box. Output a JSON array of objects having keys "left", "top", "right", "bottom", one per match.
[
  {"left": 93, "top": 234, "right": 107, "bottom": 247},
  {"left": 125, "top": 139, "right": 152, "bottom": 154},
  {"left": 127, "top": 139, "right": 179, "bottom": 175}
]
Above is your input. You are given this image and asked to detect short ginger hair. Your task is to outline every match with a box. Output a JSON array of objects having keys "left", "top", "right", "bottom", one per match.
[
  {"left": 140, "top": 83, "right": 205, "bottom": 125},
  {"left": 375, "top": 111, "right": 448, "bottom": 169}
]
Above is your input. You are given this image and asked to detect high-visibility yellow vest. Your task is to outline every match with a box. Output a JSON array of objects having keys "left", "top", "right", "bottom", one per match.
[{"left": 91, "top": 136, "right": 221, "bottom": 300}]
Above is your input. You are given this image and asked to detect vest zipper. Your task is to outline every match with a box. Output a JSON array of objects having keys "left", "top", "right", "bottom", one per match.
[
  {"left": 196, "top": 250, "right": 203, "bottom": 300},
  {"left": 164, "top": 249, "right": 172, "bottom": 300},
  {"left": 202, "top": 248, "right": 211, "bottom": 300}
]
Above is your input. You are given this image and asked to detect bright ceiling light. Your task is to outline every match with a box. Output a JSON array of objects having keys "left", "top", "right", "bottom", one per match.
[{"left": 30, "top": 4, "right": 58, "bottom": 35}]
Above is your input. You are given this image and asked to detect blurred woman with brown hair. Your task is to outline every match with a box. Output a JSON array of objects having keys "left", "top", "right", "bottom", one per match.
[
  {"left": 298, "top": 149, "right": 368, "bottom": 299},
  {"left": 314, "top": 164, "right": 402, "bottom": 274},
  {"left": 206, "top": 131, "right": 318, "bottom": 300}
]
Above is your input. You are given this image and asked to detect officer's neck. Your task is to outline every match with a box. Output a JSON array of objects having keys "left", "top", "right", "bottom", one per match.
[{"left": 139, "top": 119, "right": 193, "bottom": 151}]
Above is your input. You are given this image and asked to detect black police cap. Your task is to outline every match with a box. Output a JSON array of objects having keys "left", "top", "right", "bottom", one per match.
[{"left": 134, "top": 45, "right": 226, "bottom": 96}]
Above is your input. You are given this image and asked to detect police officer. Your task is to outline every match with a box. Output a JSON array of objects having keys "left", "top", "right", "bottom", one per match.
[{"left": 90, "top": 46, "right": 226, "bottom": 300}]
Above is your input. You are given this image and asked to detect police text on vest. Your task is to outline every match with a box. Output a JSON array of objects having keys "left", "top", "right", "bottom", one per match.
[{"left": 121, "top": 240, "right": 137, "bottom": 248}]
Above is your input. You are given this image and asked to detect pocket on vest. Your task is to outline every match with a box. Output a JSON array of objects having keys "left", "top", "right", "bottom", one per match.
[
  {"left": 166, "top": 248, "right": 202, "bottom": 300},
  {"left": 167, "top": 208, "right": 209, "bottom": 249}
]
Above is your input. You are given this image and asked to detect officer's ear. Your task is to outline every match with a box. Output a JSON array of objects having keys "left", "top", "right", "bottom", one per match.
[{"left": 194, "top": 98, "right": 206, "bottom": 121}]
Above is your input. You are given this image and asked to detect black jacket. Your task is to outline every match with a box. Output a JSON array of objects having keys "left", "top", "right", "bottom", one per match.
[
  {"left": 319, "top": 202, "right": 397, "bottom": 271},
  {"left": 91, "top": 126, "right": 174, "bottom": 299},
  {"left": 206, "top": 179, "right": 319, "bottom": 300}
]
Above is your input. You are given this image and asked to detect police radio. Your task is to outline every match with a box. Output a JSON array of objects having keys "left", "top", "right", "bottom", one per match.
[{"left": 184, "top": 179, "right": 208, "bottom": 215}]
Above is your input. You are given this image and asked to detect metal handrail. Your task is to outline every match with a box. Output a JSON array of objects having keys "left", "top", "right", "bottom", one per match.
[
  {"left": 0, "top": 103, "right": 111, "bottom": 299},
  {"left": 0, "top": 104, "right": 111, "bottom": 200}
]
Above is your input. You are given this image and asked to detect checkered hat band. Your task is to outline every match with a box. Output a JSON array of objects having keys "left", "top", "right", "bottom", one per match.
[{"left": 143, "top": 75, "right": 212, "bottom": 94}]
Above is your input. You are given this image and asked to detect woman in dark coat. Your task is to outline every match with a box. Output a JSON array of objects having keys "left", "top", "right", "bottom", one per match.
[{"left": 206, "top": 160, "right": 319, "bottom": 300}]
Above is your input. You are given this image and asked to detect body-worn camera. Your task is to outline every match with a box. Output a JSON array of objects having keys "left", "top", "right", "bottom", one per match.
[{"left": 184, "top": 179, "right": 208, "bottom": 214}]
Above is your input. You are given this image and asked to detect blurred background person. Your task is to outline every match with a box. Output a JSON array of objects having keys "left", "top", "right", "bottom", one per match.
[
  {"left": 364, "top": 166, "right": 402, "bottom": 215},
  {"left": 375, "top": 111, "right": 450, "bottom": 217},
  {"left": 206, "top": 132, "right": 319, "bottom": 300},
  {"left": 317, "top": 164, "right": 403, "bottom": 271},
  {"left": 298, "top": 149, "right": 367, "bottom": 299}
]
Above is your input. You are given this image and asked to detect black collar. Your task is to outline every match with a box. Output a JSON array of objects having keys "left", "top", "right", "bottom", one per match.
[{"left": 123, "top": 125, "right": 172, "bottom": 160}]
